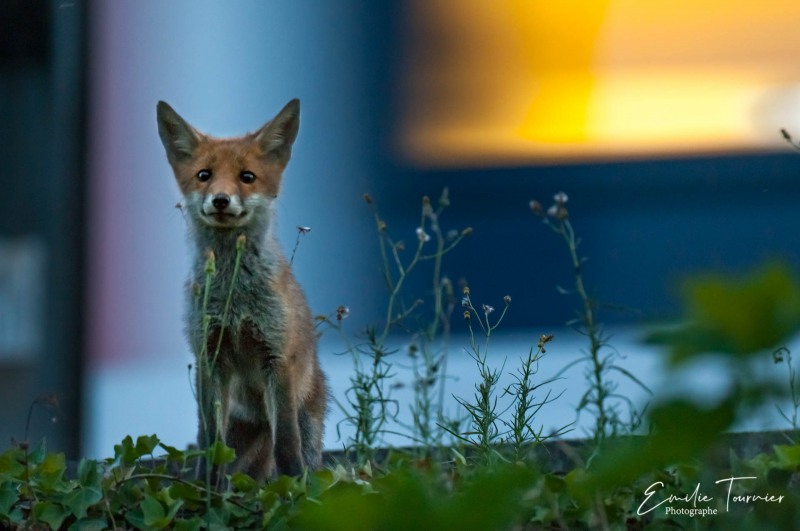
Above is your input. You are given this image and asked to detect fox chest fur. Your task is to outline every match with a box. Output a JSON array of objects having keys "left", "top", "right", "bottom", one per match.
[{"left": 188, "top": 234, "right": 287, "bottom": 373}]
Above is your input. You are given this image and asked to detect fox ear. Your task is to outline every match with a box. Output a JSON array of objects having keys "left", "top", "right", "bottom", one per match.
[
  {"left": 157, "top": 101, "right": 200, "bottom": 164},
  {"left": 255, "top": 99, "right": 300, "bottom": 164}
]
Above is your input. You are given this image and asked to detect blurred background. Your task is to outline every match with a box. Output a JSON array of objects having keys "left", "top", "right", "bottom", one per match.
[{"left": 2, "top": 0, "right": 800, "bottom": 458}]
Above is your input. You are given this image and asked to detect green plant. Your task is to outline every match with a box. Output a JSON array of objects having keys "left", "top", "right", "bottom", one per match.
[
  {"left": 6, "top": 188, "right": 800, "bottom": 529},
  {"left": 531, "top": 192, "right": 651, "bottom": 442},
  {"left": 320, "top": 189, "right": 471, "bottom": 465},
  {"left": 774, "top": 346, "right": 800, "bottom": 435}
]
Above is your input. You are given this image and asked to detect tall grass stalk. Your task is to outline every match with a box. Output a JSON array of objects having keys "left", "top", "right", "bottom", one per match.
[
  {"left": 531, "top": 193, "right": 651, "bottom": 443},
  {"left": 443, "top": 289, "right": 511, "bottom": 465},
  {"left": 191, "top": 235, "right": 245, "bottom": 512},
  {"left": 324, "top": 189, "right": 470, "bottom": 465}
]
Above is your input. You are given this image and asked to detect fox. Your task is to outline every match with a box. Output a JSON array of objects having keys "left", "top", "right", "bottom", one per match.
[{"left": 156, "top": 99, "right": 328, "bottom": 480}]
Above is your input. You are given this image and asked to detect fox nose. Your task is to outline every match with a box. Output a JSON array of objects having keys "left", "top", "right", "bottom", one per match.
[{"left": 212, "top": 194, "right": 230, "bottom": 210}]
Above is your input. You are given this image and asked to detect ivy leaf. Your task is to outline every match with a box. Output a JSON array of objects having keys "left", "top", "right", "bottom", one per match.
[
  {"left": 77, "top": 458, "right": 102, "bottom": 489},
  {"left": 32, "top": 500, "right": 68, "bottom": 530},
  {"left": 135, "top": 434, "right": 160, "bottom": 458},
  {"left": 114, "top": 436, "right": 138, "bottom": 466},
  {"left": 0, "top": 481, "right": 19, "bottom": 517},
  {"left": 38, "top": 452, "right": 67, "bottom": 492},
  {"left": 28, "top": 439, "right": 47, "bottom": 466},
  {"left": 141, "top": 493, "right": 166, "bottom": 528},
  {"left": 0, "top": 449, "right": 26, "bottom": 479},
  {"left": 64, "top": 483, "right": 103, "bottom": 520},
  {"left": 230, "top": 472, "right": 259, "bottom": 494},
  {"left": 158, "top": 443, "right": 185, "bottom": 463},
  {"left": 206, "top": 441, "right": 236, "bottom": 466}
]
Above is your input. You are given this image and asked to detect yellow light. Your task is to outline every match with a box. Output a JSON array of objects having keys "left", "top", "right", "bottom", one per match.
[{"left": 398, "top": 0, "right": 800, "bottom": 166}]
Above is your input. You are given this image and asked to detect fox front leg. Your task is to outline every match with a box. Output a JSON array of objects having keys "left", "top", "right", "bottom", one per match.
[{"left": 272, "top": 372, "right": 305, "bottom": 477}]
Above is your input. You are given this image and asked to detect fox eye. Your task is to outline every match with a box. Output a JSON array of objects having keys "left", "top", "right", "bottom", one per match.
[
  {"left": 240, "top": 171, "right": 256, "bottom": 184},
  {"left": 196, "top": 169, "right": 212, "bottom": 182}
]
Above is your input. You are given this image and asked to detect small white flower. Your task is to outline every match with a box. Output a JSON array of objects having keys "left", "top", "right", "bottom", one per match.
[
  {"left": 547, "top": 204, "right": 559, "bottom": 218},
  {"left": 416, "top": 227, "right": 431, "bottom": 242},
  {"left": 297, "top": 226, "right": 312, "bottom": 234},
  {"left": 553, "top": 191, "right": 568, "bottom": 205},
  {"left": 482, "top": 304, "right": 494, "bottom": 314},
  {"left": 461, "top": 296, "right": 470, "bottom": 307}
]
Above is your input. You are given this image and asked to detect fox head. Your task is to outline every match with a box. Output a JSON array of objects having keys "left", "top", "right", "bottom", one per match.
[{"left": 157, "top": 99, "right": 300, "bottom": 230}]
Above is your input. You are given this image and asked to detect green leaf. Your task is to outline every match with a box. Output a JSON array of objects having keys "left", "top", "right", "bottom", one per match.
[
  {"left": 0, "top": 448, "right": 25, "bottom": 479},
  {"left": 268, "top": 474, "right": 299, "bottom": 498},
  {"left": 28, "top": 439, "right": 47, "bottom": 466},
  {"left": 158, "top": 443, "right": 185, "bottom": 463},
  {"left": 135, "top": 434, "right": 160, "bottom": 458},
  {"left": 38, "top": 452, "right": 67, "bottom": 491},
  {"left": 77, "top": 459, "right": 101, "bottom": 489},
  {"left": 206, "top": 441, "right": 236, "bottom": 466},
  {"left": 0, "top": 481, "right": 19, "bottom": 516},
  {"left": 230, "top": 472, "right": 259, "bottom": 494},
  {"left": 114, "top": 436, "right": 138, "bottom": 466},
  {"left": 174, "top": 516, "right": 204, "bottom": 531},
  {"left": 69, "top": 517, "right": 109, "bottom": 531},
  {"left": 306, "top": 469, "right": 335, "bottom": 499},
  {"left": 64, "top": 483, "right": 103, "bottom": 519},
  {"left": 141, "top": 493, "right": 166, "bottom": 528},
  {"left": 773, "top": 444, "right": 800, "bottom": 469},
  {"left": 32, "top": 500, "right": 68, "bottom": 530},
  {"left": 648, "top": 263, "right": 800, "bottom": 362},
  {"left": 168, "top": 481, "right": 205, "bottom": 505},
  {"left": 583, "top": 398, "right": 736, "bottom": 492}
]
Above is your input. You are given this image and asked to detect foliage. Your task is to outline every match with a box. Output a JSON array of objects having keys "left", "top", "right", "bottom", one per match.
[{"left": 4, "top": 189, "right": 800, "bottom": 529}]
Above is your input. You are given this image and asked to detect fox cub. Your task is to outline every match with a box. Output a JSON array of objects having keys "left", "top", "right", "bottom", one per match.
[{"left": 157, "top": 99, "right": 328, "bottom": 480}]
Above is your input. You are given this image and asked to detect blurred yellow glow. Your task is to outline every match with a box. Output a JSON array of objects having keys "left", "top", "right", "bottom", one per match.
[{"left": 399, "top": 0, "right": 800, "bottom": 166}]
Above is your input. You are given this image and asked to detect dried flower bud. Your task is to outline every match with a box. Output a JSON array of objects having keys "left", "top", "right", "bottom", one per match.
[
  {"left": 529, "top": 200, "right": 543, "bottom": 216},
  {"left": 463, "top": 310, "right": 471, "bottom": 321},
  {"left": 463, "top": 286, "right": 470, "bottom": 296},
  {"left": 377, "top": 219, "right": 387, "bottom": 231},
  {"left": 395, "top": 240, "right": 405, "bottom": 252},
  {"left": 462, "top": 227, "right": 473, "bottom": 236},
  {"left": 439, "top": 187, "right": 450, "bottom": 208},
  {"left": 554, "top": 191, "right": 569, "bottom": 205},
  {"left": 336, "top": 305, "right": 350, "bottom": 321},
  {"left": 482, "top": 304, "right": 494, "bottom": 314},
  {"left": 547, "top": 204, "right": 569, "bottom": 220},
  {"left": 297, "top": 226, "right": 312, "bottom": 234},
  {"left": 416, "top": 227, "right": 431, "bottom": 242},
  {"left": 205, "top": 250, "right": 216, "bottom": 274},
  {"left": 538, "top": 333, "right": 555, "bottom": 352},
  {"left": 422, "top": 195, "right": 430, "bottom": 206},
  {"left": 363, "top": 193, "right": 373, "bottom": 204},
  {"left": 236, "top": 234, "right": 246, "bottom": 251},
  {"left": 503, "top": 295, "right": 511, "bottom": 305},
  {"left": 781, "top": 129, "right": 792, "bottom": 142}
]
